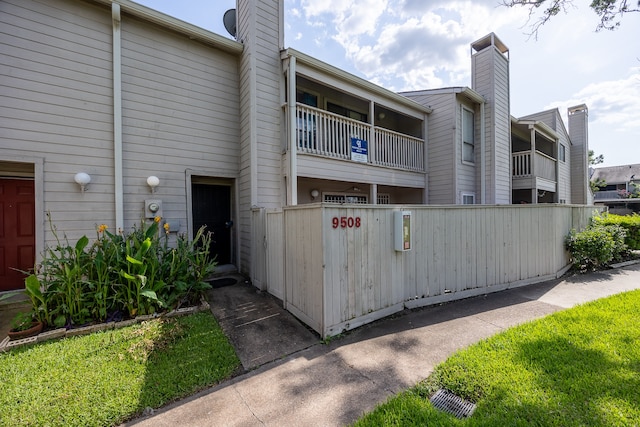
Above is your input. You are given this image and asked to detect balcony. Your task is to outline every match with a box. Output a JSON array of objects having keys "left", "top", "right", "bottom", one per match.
[
  {"left": 593, "top": 190, "right": 624, "bottom": 201},
  {"left": 512, "top": 150, "right": 557, "bottom": 192},
  {"left": 295, "top": 103, "right": 425, "bottom": 172}
]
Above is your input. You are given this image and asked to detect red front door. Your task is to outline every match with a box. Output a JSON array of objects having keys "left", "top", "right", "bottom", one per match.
[{"left": 0, "top": 179, "right": 35, "bottom": 291}]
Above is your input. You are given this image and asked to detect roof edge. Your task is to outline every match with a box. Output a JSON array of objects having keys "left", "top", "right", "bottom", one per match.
[
  {"left": 91, "top": 0, "right": 243, "bottom": 55},
  {"left": 282, "top": 48, "right": 432, "bottom": 114}
]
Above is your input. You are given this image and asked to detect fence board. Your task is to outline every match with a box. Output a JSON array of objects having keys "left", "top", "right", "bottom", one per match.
[{"left": 254, "top": 204, "right": 599, "bottom": 337}]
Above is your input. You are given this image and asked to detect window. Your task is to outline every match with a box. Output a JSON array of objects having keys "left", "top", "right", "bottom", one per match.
[
  {"left": 324, "top": 194, "right": 368, "bottom": 204},
  {"left": 327, "top": 102, "right": 368, "bottom": 123},
  {"left": 296, "top": 90, "right": 317, "bottom": 107},
  {"left": 462, "top": 108, "right": 475, "bottom": 163},
  {"left": 559, "top": 144, "right": 566, "bottom": 162},
  {"left": 462, "top": 193, "right": 475, "bottom": 205}
]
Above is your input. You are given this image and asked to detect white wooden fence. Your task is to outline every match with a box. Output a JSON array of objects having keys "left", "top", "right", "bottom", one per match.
[{"left": 252, "top": 204, "right": 598, "bottom": 338}]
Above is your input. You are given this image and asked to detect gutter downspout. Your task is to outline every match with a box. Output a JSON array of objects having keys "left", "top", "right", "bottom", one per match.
[
  {"left": 530, "top": 125, "right": 536, "bottom": 204},
  {"left": 480, "top": 101, "right": 485, "bottom": 204},
  {"left": 423, "top": 113, "right": 429, "bottom": 203},
  {"left": 112, "top": 4, "right": 124, "bottom": 232},
  {"left": 288, "top": 56, "right": 297, "bottom": 205}
]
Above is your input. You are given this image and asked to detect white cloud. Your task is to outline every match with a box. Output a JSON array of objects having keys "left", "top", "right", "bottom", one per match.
[
  {"left": 545, "top": 68, "right": 640, "bottom": 131},
  {"left": 297, "top": 0, "right": 531, "bottom": 90}
]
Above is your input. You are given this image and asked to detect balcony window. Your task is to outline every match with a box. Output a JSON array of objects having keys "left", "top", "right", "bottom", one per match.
[
  {"left": 559, "top": 144, "right": 566, "bottom": 162},
  {"left": 327, "top": 102, "right": 368, "bottom": 123},
  {"left": 297, "top": 90, "right": 317, "bottom": 107},
  {"left": 462, "top": 108, "right": 475, "bottom": 163}
]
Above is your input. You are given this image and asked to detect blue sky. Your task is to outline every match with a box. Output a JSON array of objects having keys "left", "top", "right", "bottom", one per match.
[{"left": 136, "top": 0, "right": 639, "bottom": 168}]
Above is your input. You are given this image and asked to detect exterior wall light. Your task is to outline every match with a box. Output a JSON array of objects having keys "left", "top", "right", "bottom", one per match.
[
  {"left": 74, "top": 172, "right": 91, "bottom": 192},
  {"left": 310, "top": 189, "right": 320, "bottom": 199},
  {"left": 147, "top": 175, "right": 160, "bottom": 193}
]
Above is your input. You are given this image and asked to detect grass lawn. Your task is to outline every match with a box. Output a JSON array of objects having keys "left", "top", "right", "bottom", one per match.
[
  {"left": 0, "top": 311, "right": 240, "bottom": 427},
  {"left": 354, "top": 289, "right": 640, "bottom": 427}
]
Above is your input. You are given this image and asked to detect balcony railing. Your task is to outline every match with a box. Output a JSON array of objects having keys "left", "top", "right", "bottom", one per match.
[
  {"left": 594, "top": 190, "right": 624, "bottom": 201},
  {"left": 512, "top": 151, "right": 556, "bottom": 182},
  {"left": 295, "top": 104, "right": 424, "bottom": 172}
]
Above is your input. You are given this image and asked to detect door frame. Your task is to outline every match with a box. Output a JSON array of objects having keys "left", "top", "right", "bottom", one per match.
[
  {"left": 185, "top": 171, "right": 239, "bottom": 269},
  {"left": 0, "top": 156, "right": 44, "bottom": 291}
]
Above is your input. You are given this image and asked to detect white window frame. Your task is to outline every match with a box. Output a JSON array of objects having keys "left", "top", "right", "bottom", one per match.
[
  {"left": 462, "top": 193, "right": 475, "bottom": 205},
  {"left": 462, "top": 106, "right": 475, "bottom": 164},
  {"left": 559, "top": 144, "right": 566, "bottom": 162}
]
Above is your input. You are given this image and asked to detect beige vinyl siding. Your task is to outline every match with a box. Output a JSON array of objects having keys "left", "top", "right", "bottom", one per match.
[
  {"left": 237, "top": 0, "right": 253, "bottom": 274},
  {"left": 522, "top": 109, "right": 572, "bottom": 203},
  {"left": 254, "top": 0, "right": 282, "bottom": 208},
  {"left": 492, "top": 51, "right": 511, "bottom": 203},
  {"left": 457, "top": 100, "right": 478, "bottom": 202},
  {"left": 568, "top": 108, "right": 589, "bottom": 204},
  {"left": 550, "top": 111, "right": 572, "bottom": 203},
  {"left": 557, "top": 137, "right": 571, "bottom": 203},
  {"left": 237, "top": 0, "right": 283, "bottom": 275},
  {"left": 119, "top": 16, "right": 240, "bottom": 233},
  {"left": 0, "top": 0, "right": 115, "bottom": 244},
  {"left": 472, "top": 45, "right": 511, "bottom": 204},
  {"left": 405, "top": 93, "right": 456, "bottom": 204},
  {"left": 296, "top": 155, "right": 426, "bottom": 188}
]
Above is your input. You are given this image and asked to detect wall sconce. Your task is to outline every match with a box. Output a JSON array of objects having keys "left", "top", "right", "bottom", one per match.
[
  {"left": 310, "top": 189, "right": 320, "bottom": 199},
  {"left": 147, "top": 175, "right": 160, "bottom": 193},
  {"left": 74, "top": 172, "right": 91, "bottom": 192},
  {"left": 378, "top": 112, "right": 385, "bottom": 120}
]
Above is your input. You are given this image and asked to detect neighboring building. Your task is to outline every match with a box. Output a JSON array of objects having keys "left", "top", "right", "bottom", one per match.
[
  {"left": 591, "top": 164, "right": 640, "bottom": 214},
  {"left": 0, "top": 0, "right": 590, "bottom": 292},
  {"left": 404, "top": 34, "right": 590, "bottom": 206}
]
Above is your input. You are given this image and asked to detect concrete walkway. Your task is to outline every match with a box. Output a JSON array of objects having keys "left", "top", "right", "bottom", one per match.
[{"left": 126, "top": 263, "right": 640, "bottom": 427}]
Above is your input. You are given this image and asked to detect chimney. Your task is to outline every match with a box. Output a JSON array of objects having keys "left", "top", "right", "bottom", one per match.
[
  {"left": 236, "top": 0, "right": 284, "bottom": 208},
  {"left": 471, "top": 33, "right": 511, "bottom": 204},
  {"left": 568, "top": 104, "right": 590, "bottom": 204}
]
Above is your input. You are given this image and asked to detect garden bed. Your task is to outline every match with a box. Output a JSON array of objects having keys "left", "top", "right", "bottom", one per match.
[{"left": 1, "top": 299, "right": 211, "bottom": 353}]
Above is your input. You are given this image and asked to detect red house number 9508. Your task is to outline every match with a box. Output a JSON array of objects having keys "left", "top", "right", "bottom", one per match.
[{"left": 332, "top": 216, "right": 361, "bottom": 229}]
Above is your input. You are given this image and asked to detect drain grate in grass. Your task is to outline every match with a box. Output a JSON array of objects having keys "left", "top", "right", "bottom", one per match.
[{"left": 429, "top": 389, "right": 476, "bottom": 419}]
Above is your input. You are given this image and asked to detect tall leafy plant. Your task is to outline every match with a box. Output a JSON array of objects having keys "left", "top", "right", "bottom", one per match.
[{"left": 24, "top": 214, "right": 216, "bottom": 329}]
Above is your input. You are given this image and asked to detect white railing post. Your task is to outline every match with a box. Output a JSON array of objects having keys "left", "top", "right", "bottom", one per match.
[{"left": 295, "top": 104, "right": 425, "bottom": 172}]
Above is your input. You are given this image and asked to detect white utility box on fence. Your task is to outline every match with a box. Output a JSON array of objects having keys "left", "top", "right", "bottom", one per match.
[{"left": 394, "top": 210, "right": 412, "bottom": 252}]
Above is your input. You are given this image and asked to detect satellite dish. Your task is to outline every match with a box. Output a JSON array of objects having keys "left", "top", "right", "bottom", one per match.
[{"left": 223, "top": 9, "right": 236, "bottom": 38}]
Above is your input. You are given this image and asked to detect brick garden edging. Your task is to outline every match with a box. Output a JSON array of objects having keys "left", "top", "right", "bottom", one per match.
[{"left": 0, "top": 300, "right": 210, "bottom": 353}]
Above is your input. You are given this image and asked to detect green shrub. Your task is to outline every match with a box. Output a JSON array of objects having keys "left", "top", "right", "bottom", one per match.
[
  {"left": 593, "top": 213, "right": 640, "bottom": 250},
  {"left": 565, "top": 224, "right": 627, "bottom": 271},
  {"left": 26, "top": 214, "right": 215, "bottom": 328}
]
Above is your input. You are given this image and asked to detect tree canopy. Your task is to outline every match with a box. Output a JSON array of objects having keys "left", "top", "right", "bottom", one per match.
[
  {"left": 589, "top": 150, "right": 606, "bottom": 193},
  {"left": 589, "top": 150, "right": 605, "bottom": 166},
  {"left": 502, "top": 0, "right": 640, "bottom": 37}
]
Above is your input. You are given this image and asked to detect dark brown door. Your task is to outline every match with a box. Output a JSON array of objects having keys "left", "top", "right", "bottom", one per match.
[
  {"left": 0, "top": 179, "right": 35, "bottom": 291},
  {"left": 192, "top": 183, "right": 232, "bottom": 265}
]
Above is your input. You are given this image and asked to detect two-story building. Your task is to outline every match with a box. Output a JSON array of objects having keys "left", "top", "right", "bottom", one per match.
[
  {"left": 403, "top": 34, "right": 590, "bottom": 207},
  {"left": 591, "top": 164, "right": 640, "bottom": 214},
  {"left": 0, "top": 0, "right": 590, "bottom": 294}
]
